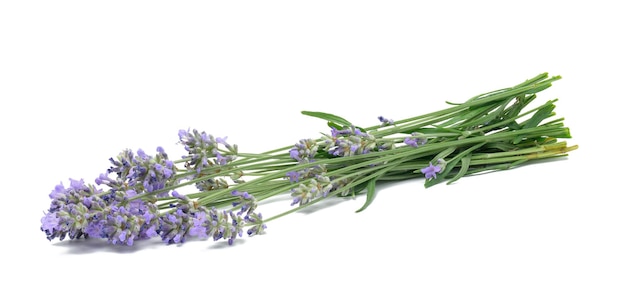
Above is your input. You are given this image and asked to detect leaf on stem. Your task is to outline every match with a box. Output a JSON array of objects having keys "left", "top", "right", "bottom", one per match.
[
  {"left": 513, "top": 101, "right": 557, "bottom": 144},
  {"left": 422, "top": 142, "right": 486, "bottom": 188},
  {"left": 355, "top": 178, "right": 378, "bottom": 213},
  {"left": 301, "top": 111, "right": 353, "bottom": 127},
  {"left": 447, "top": 155, "right": 471, "bottom": 185}
]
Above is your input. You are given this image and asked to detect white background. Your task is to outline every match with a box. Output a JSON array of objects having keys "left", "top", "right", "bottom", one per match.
[{"left": 1, "top": 1, "right": 624, "bottom": 306}]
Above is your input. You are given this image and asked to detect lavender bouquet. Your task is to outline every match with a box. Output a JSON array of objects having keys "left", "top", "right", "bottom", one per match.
[{"left": 41, "top": 73, "right": 577, "bottom": 247}]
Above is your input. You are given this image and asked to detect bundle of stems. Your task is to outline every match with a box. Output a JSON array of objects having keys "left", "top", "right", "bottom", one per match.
[{"left": 40, "top": 73, "right": 577, "bottom": 247}]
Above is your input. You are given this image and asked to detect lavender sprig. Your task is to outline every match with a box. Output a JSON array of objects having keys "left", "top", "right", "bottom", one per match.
[{"left": 41, "top": 72, "right": 577, "bottom": 248}]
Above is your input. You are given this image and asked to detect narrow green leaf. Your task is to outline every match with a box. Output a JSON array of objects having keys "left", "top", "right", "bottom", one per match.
[
  {"left": 447, "top": 155, "right": 471, "bottom": 185},
  {"left": 485, "top": 142, "right": 517, "bottom": 152},
  {"left": 434, "top": 146, "right": 457, "bottom": 161},
  {"left": 422, "top": 142, "right": 486, "bottom": 188},
  {"left": 513, "top": 101, "right": 557, "bottom": 144},
  {"left": 503, "top": 94, "right": 535, "bottom": 120},
  {"left": 351, "top": 180, "right": 370, "bottom": 195},
  {"left": 301, "top": 111, "right": 353, "bottom": 127},
  {"left": 355, "top": 178, "right": 378, "bottom": 213},
  {"left": 522, "top": 101, "right": 557, "bottom": 129},
  {"left": 459, "top": 99, "right": 510, "bottom": 130},
  {"left": 327, "top": 121, "right": 343, "bottom": 131},
  {"left": 507, "top": 121, "right": 522, "bottom": 130},
  {"left": 510, "top": 158, "right": 529, "bottom": 168},
  {"left": 423, "top": 158, "right": 461, "bottom": 188},
  {"left": 464, "top": 158, "right": 529, "bottom": 175}
]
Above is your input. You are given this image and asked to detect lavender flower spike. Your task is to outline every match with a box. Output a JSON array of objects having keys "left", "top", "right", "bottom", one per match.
[
  {"left": 404, "top": 132, "right": 427, "bottom": 148},
  {"left": 289, "top": 138, "right": 318, "bottom": 163},
  {"left": 378, "top": 116, "right": 394, "bottom": 127},
  {"left": 179, "top": 129, "right": 238, "bottom": 175}
]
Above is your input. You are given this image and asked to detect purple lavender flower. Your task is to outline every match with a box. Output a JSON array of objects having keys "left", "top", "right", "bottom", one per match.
[
  {"left": 421, "top": 162, "right": 442, "bottom": 180},
  {"left": 48, "top": 183, "right": 66, "bottom": 200},
  {"left": 84, "top": 219, "right": 106, "bottom": 238},
  {"left": 42, "top": 178, "right": 160, "bottom": 246},
  {"left": 226, "top": 211, "right": 244, "bottom": 245},
  {"left": 231, "top": 190, "right": 258, "bottom": 216},
  {"left": 128, "top": 147, "right": 177, "bottom": 196},
  {"left": 376, "top": 141, "right": 395, "bottom": 151},
  {"left": 285, "top": 165, "right": 327, "bottom": 183},
  {"left": 214, "top": 152, "right": 229, "bottom": 166},
  {"left": 290, "top": 177, "right": 333, "bottom": 206},
  {"left": 286, "top": 171, "right": 301, "bottom": 183},
  {"left": 216, "top": 136, "right": 236, "bottom": 152},
  {"left": 378, "top": 116, "right": 394, "bottom": 127},
  {"left": 171, "top": 190, "right": 188, "bottom": 201},
  {"left": 145, "top": 225, "right": 159, "bottom": 238},
  {"left": 159, "top": 207, "right": 195, "bottom": 244},
  {"left": 189, "top": 211, "right": 209, "bottom": 239},
  {"left": 44, "top": 176, "right": 264, "bottom": 246},
  {"left": 330, "top": 177, "right": 353, "bottom": 197},
  {"left": 183, "top": 207, "right": 247, "bottom": 245},
  {"left": 231, "top": 190, "right": 251, "bottom": 199},
  {"left": 404, "top": 132, "right": 427, "bottom": 148},
  {"left": 122, "top": 194, "right": 161, "bottom": 241},
  {"left": 40, "top": 212, "right": 60, "bottom": 234},
  {"left": 330, "top": 127, "right": 353, "bottom": 137},
  {"left": 107, "top": 149, "right": 134, "bottom": 179},
  {"left": 289, "top": 148, "right": 300, "bottom": 160},
  {"left": 165, "top": 189, "right": 263, "bottom": 245},
  {"left": 103, "top": 206, "right": 142, "bottom": 246},
  {"left": 244, "top": 212, "right": 267, "bottom": 237},
  {"left": 85, "top": 191, "right": 160, "bottom": 245},
  {"left": 178, "top": 129, "right": 237, "bottom": 174},
  {"left": 48, "top": 202, "right": 90, "bottom": 241},
  {"left": 289, "top": 139, "right": 318, "bottom": 163},
  {"left": 42, "top": 178, "right": 104, "bottom": 241},
  {"left": 100, "top": 147, "right": 177, "bottom": 196},
  {"left": 195, "top": 178, "right": 229, "bottom": 191},
  {"left": 324, "top": 126, "right": 377, "bottom": 157}
]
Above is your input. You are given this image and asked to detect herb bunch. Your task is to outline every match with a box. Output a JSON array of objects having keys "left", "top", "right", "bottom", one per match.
[{"left": 41, "top": 73, "right": 577, "bottom": 247}]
